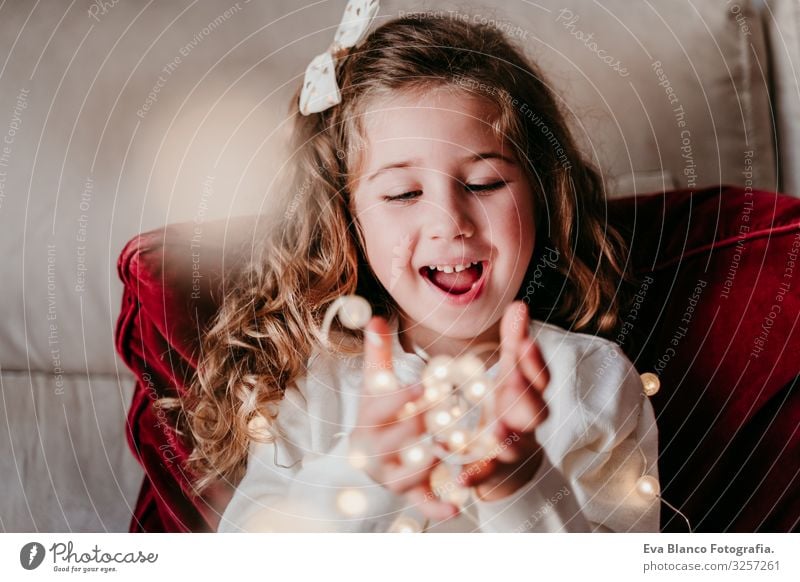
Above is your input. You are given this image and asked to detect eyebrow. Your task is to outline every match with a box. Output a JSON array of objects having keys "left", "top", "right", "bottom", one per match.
[{"left": 365, "top": 151, "right": 516, "bottom": 183}]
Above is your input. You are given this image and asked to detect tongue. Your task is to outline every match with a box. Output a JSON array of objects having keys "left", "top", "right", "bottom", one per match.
[{"left": 430, "top": 265, "right": 481, "bottom": 294}]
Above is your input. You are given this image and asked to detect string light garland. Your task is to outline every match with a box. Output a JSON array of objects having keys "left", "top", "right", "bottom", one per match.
[
  {"left": 367, "top": 369, "right": 399, "bottom": 394},
  {"left": 640, "top": 372, "right": 661, "bottom": 397},
  {"left": 336, "top": 488, "right": 369, "bottom": 517},
  {"left": 634, "top": 372, "right": 693, "bottom": 532},
  {"left": 415, "top": 346, "right": 503, "bottom": 466},
  {"left": 318, "top": 295, "right": 502, "bottom": 529},
  {"left": 313, "top": 294, "right": 687, "bottom": 532},
  {"left": 388, "top": 514, "right": 425, "bottom": 533},
  {"left": 636, "top": 475, "right": 660, "bottom": 500},
  {"left": 318, "top": 294, "right": 373, "bottom": 347}
]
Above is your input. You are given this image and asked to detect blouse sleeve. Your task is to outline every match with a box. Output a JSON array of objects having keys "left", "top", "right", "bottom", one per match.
[
  {"left": 216, "top": 381, "right": 308, "bottom": 533},
  {"left": 217, "top": 375, "right": 405, "bottom": 533},
  {"left": 473, "top": 342, "right": 660, "bottom": 532}
]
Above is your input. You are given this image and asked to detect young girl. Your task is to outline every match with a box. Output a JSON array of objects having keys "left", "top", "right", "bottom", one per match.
[{"left": 173, "top": 7, "right": 660, "bottom": 533}]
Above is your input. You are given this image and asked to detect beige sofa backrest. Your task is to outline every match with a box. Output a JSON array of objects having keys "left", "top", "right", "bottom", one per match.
[
  {"left": 766, "top": 0, "right": 800, "bottom": 196},
  {"left": 380, "top": 0, "right": 779, "bottom": 196}
]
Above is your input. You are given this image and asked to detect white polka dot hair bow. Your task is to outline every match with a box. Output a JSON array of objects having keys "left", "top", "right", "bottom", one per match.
[{"left": 299, "top": 0, "right": 380, "bottom": 116}]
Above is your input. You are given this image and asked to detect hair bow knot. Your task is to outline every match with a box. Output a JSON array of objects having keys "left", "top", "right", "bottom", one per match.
[{"left": 299, "top": 0, "right": 380, "bottom": 116}]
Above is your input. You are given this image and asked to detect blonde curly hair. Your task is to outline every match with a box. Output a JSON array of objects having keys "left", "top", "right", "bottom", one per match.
[{"left": 161, "top": 12, "right": 629, "bottom": 496}]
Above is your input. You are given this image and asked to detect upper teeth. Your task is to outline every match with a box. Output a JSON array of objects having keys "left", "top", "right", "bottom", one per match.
[{"left": 427, "top": 261, "right": 480, "bottom": 273}]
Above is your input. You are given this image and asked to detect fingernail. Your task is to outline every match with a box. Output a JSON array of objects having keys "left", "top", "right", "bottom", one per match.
[{"left": 364, "top": 329, "right": 383, "bottom": 347}]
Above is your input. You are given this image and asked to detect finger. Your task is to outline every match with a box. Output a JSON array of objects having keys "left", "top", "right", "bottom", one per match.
[
  {"left": 363, "top": 316, "right": 393, "bottom": 372},
  {"left": 362, "top": 316, "right": 398, "bottom": 396},
  {"left": 472, "top": 447, "right": 544, "bottom": 501},
  {"left": 495, "top": 441, "right": 520, "bottom": 464},
  {"left": 349, "top": 415, "right": 424, "bottom": 472},
  {"left": 495, "top": 372, "right": 547, "bottom": 435},
  {"left": 517, "top": 338, "right": 550, "bottom": 392},
  {"left": 405, "top": 484, "right": 460, "bottom": 521},
  {"left": 359, "top": 316, "right": 417, "bottom": 426},
  {"left": 368, "top": 414, "right": 426, "bottom": 457},
  {"left": 494, "top": 309, "right": 548, "bottom": 435},
  {"left": 357, "top": 382, "right": 423, "bottom": 427},
  {"left": 458, "top": 455, "right": 500, "bottom": 487},
  {"left": 493, "top": 427, "right": 540, "bottom": 463},
  {"left": 494, "top": 340, "right": 549, "bottom": 435},
  {"left": 497, "top": 301, "right": 529, "bottom": 389}
]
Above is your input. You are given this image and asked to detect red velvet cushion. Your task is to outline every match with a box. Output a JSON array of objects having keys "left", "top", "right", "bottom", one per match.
[
  {"left": 115, "top": 215, "right": 258, "bottom": 532},
  {"left": 608, "top": 186, "right": 800, "bottom": 532},
  {"left": 116, "top": 185, "right": 800, "bottom": 532}
]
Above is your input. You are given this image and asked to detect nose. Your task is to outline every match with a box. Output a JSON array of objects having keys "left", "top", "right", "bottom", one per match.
[{"left": 422, "top": 180, "right": 477, "bottom": 241}]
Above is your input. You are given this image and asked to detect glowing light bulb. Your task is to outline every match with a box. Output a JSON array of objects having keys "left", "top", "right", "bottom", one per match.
[
  {"left": 430, "top": 464, "right": 470, "bottom": 507},
  {"left": 422, "top": 400, "right": 445, "bottom": 427},
  {"left": 439, "top": 427, "right": 499, "bottom": 465},
  {"left": 424, "top": 355, "right": 454, "bottom": 384},
  {"left": 464, "top": 379, "right": 488, "bottom": 403},
  {"left": 447, "top": 429, "right": 468, "bottom": 451},
  {"left": 347, "top": 447, "right": 369, "bottom": 470},
  {"left": 336, "top": 488, "right": 368, "bottom": 516},
  {"left": 398, "top": 400, "right": 419, "bottom": 420},
  {"left": 431, "top": 361, "right": 451, "bottom": 381},
  {"left": 400, "top": 440, "right": 433, "bottom": 467},
  {"left": 405, "top": 447, "right": 426, "bottom": 464},
  {"left": 319, "top": 295, "right": 373, "bottom": 347},
  {"left": 339, "top": 296, "right": 372, "bottom": 329},
  {"left": 423, "top": 382, "right": 449, "bottom": 403},
  {"left": 640, "top": 373, "right": 660, "bottom": 396},
  {"left": 389, "top": 515, "right": 422, "bottom": 533},
  {"left": 450, "top": 354, "right": 486, "bottom": 384},
  {"left": 433, "top": 410, "right": 452, "bottom": 427},
  {"left": 636, "top": 475, "right": 660, "bottom": 500},
  {"left": 424, "top": 399, "right": 470, "bottom": 435},
  {"left": 367, "top": 370, "right": 398, "bottom": 394}
]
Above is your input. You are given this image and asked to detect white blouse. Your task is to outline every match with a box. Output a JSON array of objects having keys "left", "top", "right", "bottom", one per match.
[{"left": 217, "top": 317, "right": 660, "bottom": 533}]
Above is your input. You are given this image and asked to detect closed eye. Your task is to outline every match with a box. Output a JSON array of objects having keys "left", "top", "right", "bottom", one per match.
[
  {"left": 465, "top": 181, "right": 507, "bottom": 193},
  {"left": 382, "top": 191, "right": 421, "bottom": 202},
  {"left": 382, "top": 181, "right": 507, "bottom": 203}
]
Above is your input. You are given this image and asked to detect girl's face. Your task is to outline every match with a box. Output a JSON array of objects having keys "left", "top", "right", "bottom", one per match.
[{"left": 350, "top": 89, "right": 535, "bottom": 343}]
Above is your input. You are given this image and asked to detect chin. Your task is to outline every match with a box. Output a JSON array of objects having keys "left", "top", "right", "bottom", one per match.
[{"left": 408, "top": 304, "right": 498, "bottom": 339}]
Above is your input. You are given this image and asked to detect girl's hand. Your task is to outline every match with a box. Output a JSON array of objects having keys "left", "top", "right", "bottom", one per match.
[
  {"left": 349, "top": 316, "right": 459, "bottom": 521},
  {"left": 459, "top": 301, "right": 550, "bottom": 501}
]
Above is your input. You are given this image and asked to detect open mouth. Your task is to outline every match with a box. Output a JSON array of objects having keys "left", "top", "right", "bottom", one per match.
[{"left": 419, "top": 261, "right": 487, "bottom": 296}]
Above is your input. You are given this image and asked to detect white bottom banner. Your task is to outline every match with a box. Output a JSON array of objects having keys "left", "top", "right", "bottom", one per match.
[{"left": 1, "top": 533, "right": 797, "bottom": 581}]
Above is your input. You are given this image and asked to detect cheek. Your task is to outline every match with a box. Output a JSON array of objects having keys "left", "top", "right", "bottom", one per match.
[
  {"left": 489, "top": 193, "right": 536, "bottom": 253},
  {"left": 356, "top": 209, "right": 410, "bottom": 282}
]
